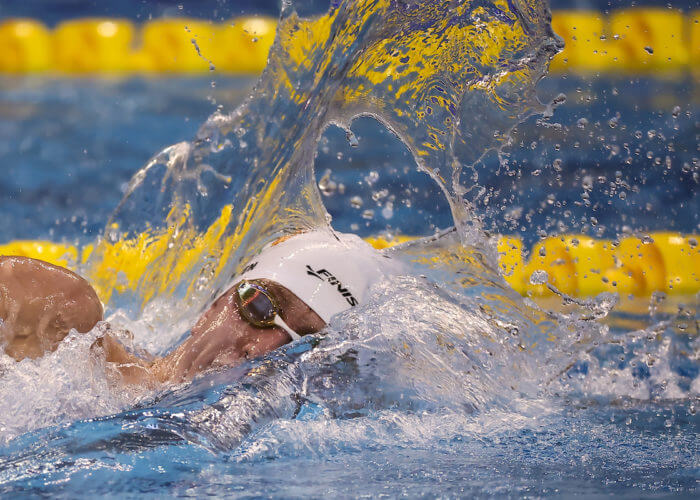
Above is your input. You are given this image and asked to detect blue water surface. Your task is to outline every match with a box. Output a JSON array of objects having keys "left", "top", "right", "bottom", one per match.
[
  {"left": 0, "top": 401, "right": 696, "bottom": 497},
  {"left": 1, "top": 75, "right": 697, "bottom": 245}
]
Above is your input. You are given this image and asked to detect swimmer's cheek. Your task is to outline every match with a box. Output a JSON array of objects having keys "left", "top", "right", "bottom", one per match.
[
  {"left": 205, "top": 335, "right": 285, "bottom": 370},
  {"left": 152, "top": 334, "right": 219, "bottom": 383},
  {"left": 210, "top": 347, "right": 245, "bottom": 369},
  {"left": 181, "top": 336, "right": 243, "bottom": 379},
  {"left": 158, "top": 332, "right": 250, "bottom": 383}
]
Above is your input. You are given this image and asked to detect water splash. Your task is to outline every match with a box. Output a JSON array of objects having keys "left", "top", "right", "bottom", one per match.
[{"left": 82, "top": 0, "right": 561, "bottom": 321}]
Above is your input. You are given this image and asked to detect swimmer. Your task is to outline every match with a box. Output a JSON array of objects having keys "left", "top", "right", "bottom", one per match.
[{"left": 0, "top": 231, "right": 396, "bottom": 385}]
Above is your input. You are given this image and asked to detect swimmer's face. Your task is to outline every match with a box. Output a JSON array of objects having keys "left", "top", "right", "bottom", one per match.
[{"left": 165, "top": 279, "right": 325, "bottom": 381}]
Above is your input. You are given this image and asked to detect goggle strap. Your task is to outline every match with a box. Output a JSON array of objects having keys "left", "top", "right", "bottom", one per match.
[{"left": 273, "top": 314, "right": 301, "bottom": 342}]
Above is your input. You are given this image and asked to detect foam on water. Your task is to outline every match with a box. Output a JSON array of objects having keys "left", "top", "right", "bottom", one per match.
[{"left": 0, "top": 325, "right": 151, "bottom": 444}]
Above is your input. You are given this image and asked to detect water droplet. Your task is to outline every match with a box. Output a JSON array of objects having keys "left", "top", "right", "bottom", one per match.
[
  {"left": 350, "top": 196, "right": 363, "bottom": 209},
  {"left": 361, "top": 209, "right": 375, "bottom": 220},
  {"left": 318, "top": 169, "right": 337, "bottom": 197},
  {"left": 345, "top": 130, "right": 359, "bottom": 148},
  {"left": 106, "top": 225, "right": 120, "bottom": 243},
  {"left": 644, "top": 46, "right": 654, "bottom": 55},
  {"left": 381, "top": 203, "right": 394, "bottom": 219},
  {"left": 365, "top": 171, "right": 379, "bottom": 186},
  {"left": 529, "top": 270, "right": 549, "bottom": 285},
  {"left": 372, "top": 189, "right": 388, "bottom": 201},
  {"left": 672, "top": 106, "right": 681, "bottom": 118}
]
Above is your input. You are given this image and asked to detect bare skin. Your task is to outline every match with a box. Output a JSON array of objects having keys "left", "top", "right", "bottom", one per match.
[
  {"left": 0, "top": 256, "right": 325, "bottom": 386},
  {"left": 0, "top": 256, "right": 103, "bottom": 360}
]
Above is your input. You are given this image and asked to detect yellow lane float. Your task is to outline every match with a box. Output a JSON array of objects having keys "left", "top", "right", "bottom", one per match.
[
  {"left": 549, "top": 11, "right": 618, "bottom": 73},
  {"left": 692, "top": 10, "right": 700, "bottom": 70},
  {"left": 498, "top": 233, "right": 699, "bottom": 298},
  {"left": 140, "top": 19, "right": 217, "bottom": 73},
  {"left": 608, "top": 9, "right": 690, "bottom": 73},
  {"left": 215, "top": 18, "right": 277, "bottom": 74},
  {"left": 53, "top": 19, "right": 136, "bottom": 73},
  {"left": 0, "top": 19, "right": 52, "bottom": 73},
  {"left": 0, "top": 10, "right": 697, "bottom": 75},
  {"left": 0, "top": 240, "right": 78, "bottom": 268}
]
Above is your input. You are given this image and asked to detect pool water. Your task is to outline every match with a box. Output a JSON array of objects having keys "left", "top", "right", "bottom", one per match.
[
  {"left": 0, "top": 0, "right": 698, "bottom": 497},
  {"left": 1, "top": 71, "right": 697, "bottom": 498},
  {"left": 1, "top": 75, "right": 697, "bottom": 245}
]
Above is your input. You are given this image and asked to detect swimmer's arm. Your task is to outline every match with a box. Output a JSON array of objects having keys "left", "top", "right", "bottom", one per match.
[
  {"left": 93, "top": 334, "right": 172, "bottom": 387},
  {"left": 0, "top": 256, "right": 103, "bottom": 360},
  {"left": 92, "top": 334, "right": 151, "bottom": 386},
  {"left": 91, "top": 333, "right": 210, "bottom": 385},
  {"left": 0, "top": 256, "right": 170, "bottom": 386},
  {"left": 94, "top": 329, "right": 206, "bottom": 387}
]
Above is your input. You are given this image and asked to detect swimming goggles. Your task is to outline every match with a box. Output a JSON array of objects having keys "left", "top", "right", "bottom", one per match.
[{"left": 234, "top": 280, "right": 302, "bottom": 341}]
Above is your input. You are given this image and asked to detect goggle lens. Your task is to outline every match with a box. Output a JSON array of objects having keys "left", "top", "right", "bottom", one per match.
[{"left": 236, "top": 281, "right": 277, "bottom": 326}]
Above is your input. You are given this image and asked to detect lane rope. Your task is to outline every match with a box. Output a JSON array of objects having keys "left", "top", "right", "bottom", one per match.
[{"left": 0, "top": 9, "right": 698, "bottom": 75}]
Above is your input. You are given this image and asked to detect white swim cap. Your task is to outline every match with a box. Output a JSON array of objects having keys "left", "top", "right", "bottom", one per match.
[{"left": 236, "top": 230, "right": 400, "bottom": 322}]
